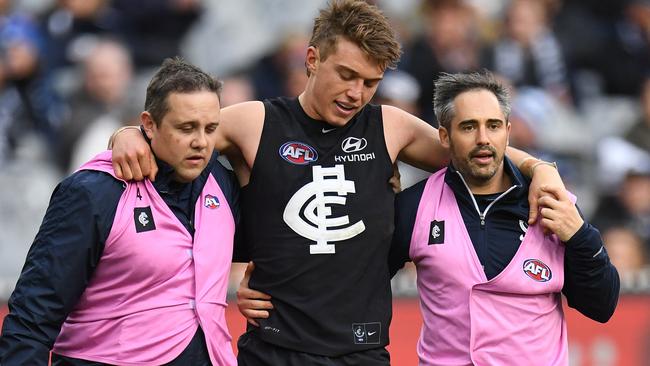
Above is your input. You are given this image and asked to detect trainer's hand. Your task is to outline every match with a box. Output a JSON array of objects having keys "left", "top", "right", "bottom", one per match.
[
  {"left": 111, "top": 128, "right": 157, "bottom": 181},
  {"left": 538, "top": 185, "right": 583, "bottom": 242},
  {"left": 389, "top": 163, "right": 402, "bottom": 193},
  {"left": 527, "top": 164, "right": 566, "bottom": 225},
  {"left": 236, "top": 262, "right": 273, "bottom": 327}
]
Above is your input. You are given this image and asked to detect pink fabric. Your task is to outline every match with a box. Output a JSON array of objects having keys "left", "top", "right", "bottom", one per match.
[
  {"left": 410, "top": 168, "right": 569, "bottom": 366},
  {"left": 53, "top": 150, "right": 236, "bottom": 365}
]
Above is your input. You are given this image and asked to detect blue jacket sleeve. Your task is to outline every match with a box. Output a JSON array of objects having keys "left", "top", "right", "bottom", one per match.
[
  {"left": 0, "top": 171, "right": 122, "bottom": 364},
  {"left": 389, "top": 181, "right": 426, "bottom": 278},
  {"left": 562, "top": 218, "right": 620, "bottom": 323}
]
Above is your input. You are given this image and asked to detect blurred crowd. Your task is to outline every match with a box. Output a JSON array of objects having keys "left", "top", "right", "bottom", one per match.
[{"left": 0, "top": 0, "right": 649, "bottom": 296}]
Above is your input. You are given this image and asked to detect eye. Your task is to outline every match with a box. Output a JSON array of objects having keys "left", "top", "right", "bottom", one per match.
[
  {"left": 364, "top": 80, "right": 378, "bottom": 88},
  {"left": 206, "top": 124, "right": 218, "bottom": 133},
  {"left": 488, "top": 122, "right": 502, "bottom": 130},
  {"left": 461, "top": 124, "right": 475, "bottom": 131}
]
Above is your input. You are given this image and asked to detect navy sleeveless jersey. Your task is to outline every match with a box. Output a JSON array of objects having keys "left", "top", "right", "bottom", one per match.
[{"left": 241, "top": 97, "right": 395, "bottom": 356}]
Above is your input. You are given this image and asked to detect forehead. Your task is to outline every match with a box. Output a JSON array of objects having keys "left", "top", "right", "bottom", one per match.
[
  {"left": 162, "top": 91, "right": 220, "bottom": 121},
  {"left": 451, "top": 89, "right": 504, "bottom": 124},
  {"left": 324, "top": 38, "right": 384, "bottom": 79}
]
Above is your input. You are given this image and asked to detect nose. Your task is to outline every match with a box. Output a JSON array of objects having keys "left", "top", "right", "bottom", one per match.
[
  {"left": 346, "top": 80, "right": 363, "bottom": 101},
  {"left": 476, "top": 125, "right": 490, "bottom": 146},
  {"left": 191, "top": 130, "right": 208, "bottom": 150}
]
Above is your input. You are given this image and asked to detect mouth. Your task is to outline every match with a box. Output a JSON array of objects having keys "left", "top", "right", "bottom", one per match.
[
  {"left": 335, "top": 101, "right": 357, "bottom": 116},
  {"left": 470, "top": 151, "right": 495, "bottom": 165},
  {"left": 185, "top": 155, "right": 205, "bottom": 165}
]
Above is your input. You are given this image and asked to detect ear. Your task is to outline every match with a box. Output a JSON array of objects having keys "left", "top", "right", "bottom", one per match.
[
  {"left": 305, "top": 46, "right": 319, "bottom": 75},
  {"left": 140, "top": 112, "right": 155, "bottom": 141},
  {"left": 506, "top": 120, "right": 512, "bottom": 146},
  {"left": 439, "top": 126, "right": 450, "bottom": 149}
]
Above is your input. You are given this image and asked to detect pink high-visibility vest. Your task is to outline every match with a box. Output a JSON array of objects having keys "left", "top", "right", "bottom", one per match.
[
  {"left": 52, "top": 151, "right": 237, "bottom": 366},
  {"left": 410, "top": 168, "right": 570, "bottom": 366}
]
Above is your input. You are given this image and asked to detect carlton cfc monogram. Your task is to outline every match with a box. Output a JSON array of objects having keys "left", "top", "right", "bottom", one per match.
[{"left": 283, "top": 164, "right": 365, "bottom": 254}]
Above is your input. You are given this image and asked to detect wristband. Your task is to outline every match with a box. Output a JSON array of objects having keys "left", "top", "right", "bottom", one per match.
[
  {"left": 107, "top": 125, "right": 142, "bottom": 149},
  {"left": 517, "top": 156, "right": 538, "bottom": 171},
  {"left": 531, "top": 160, "right": 558, "bottom": 173}
]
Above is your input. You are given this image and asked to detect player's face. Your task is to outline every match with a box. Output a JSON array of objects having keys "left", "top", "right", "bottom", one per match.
[
  {"left": 302, "top": 38, "right": 384, "bottom": 127},
  {"left": 439, "top": 89, "right": 511, "bottom": 187},
  {"left": 143, "top": 91, "right": 220, "bottom": 183}
]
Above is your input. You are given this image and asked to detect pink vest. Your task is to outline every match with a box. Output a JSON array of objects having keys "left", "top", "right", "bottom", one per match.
[
  {"left": 52, "top": 151, "right": 237, "bottom": 366},
  {"left": 410, "top": 169, "right": 569, "bottom": 366}
]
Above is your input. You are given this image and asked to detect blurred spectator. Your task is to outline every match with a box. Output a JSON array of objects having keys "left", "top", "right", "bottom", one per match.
[
  {"left": 591, "top": 171, "right": 650, "bottom": 245},
  {"left": 481, "top": 0, "right": 572, "bottom": 105},
  {"left": 57, "top": 38, "right": 139, "bottom": 172},
  {"left": 401, "top": 0, "right": 481, "bottom": 123},
  {"left": 597, "top": 77, "right": 650, "bottom": 188},
  {"left": 221, "top": 73, "right": 255, "bottom": 108},
  {"left": 374, "top": 70, "right": 421, "bottom": 116},
  {"left": 0, "top": 0, "right": 65, "bottom": 163},
  {"left": 112, "top": 0, "right": 201, "bottom": 70},
  {"left": 249, "top": 32, "right": 309, "bottom": 100},
  {"left": 602, "top": 226, "right": 649, "bottom": 274},
  {"left": 41, "top": 0, "right": 123, "bottom": 70}
]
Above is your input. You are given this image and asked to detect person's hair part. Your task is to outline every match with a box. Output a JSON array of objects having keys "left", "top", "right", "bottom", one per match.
[
  {"left": 145, "top": 57, "right": 223, "bottom": 125},
  {"left": 433, "top": 70, "right": 511, "bottom": 130},
  {"left": 308, "top": 0, "right": 401, "bottom": 75}
]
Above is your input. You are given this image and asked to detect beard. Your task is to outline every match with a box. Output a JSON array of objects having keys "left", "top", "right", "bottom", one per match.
[{"left": 452, "top": 144, "right": 504, "bottom": 184}]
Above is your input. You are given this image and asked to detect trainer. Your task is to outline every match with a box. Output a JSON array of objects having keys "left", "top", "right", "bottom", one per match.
[{"left": 0, "top": 58, "right": 240, "bottom": 365}]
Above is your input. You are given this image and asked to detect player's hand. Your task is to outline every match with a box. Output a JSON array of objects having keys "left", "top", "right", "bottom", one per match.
[
  {"left": 538, "top": 186, "right": 584, "bottom": 242},
  {"left": 527, "top": 164, "right": 565, "bottom": 225},
  {"left": 236, "top": 262, "right": 273, "bottom": 327},
  {"left": 111, "top": 128, "right": 158, "bottom": 181}
]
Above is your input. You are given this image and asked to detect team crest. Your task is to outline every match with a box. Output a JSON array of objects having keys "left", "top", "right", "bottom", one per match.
[
  {"left": 279, "top": 141, "right": 318, "bottom": 165},
  {"left": 134, "top": 206, "right": 156, "bottom": 233},
  {"left": 428, "top": 220, "right": 445, "bottom": 245},
  {"left": 204, "top": 194, "right": 220, "bottom": 209},
  {"left": 523, "top": 259, "right": 552, "bottom": 282}
]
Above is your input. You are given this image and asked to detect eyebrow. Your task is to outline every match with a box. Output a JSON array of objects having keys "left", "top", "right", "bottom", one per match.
[{"left": 458, "top": 118, "right": 504, "bottom": 125}]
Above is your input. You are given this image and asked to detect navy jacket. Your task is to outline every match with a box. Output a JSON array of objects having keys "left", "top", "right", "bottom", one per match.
[
  {"left": 0, "top": 152, "right": 242, "bottom": 365},
  {"left": 390, "top": 158, "right": 619, "bottom": 323}
]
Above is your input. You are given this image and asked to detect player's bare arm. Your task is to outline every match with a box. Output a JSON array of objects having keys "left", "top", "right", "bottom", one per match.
[
  {"left": 110, "top": 101, "right": 265, "bottom": 185},
  {"left": 218, "top": 101, "right": 265, "bottom": 185}
]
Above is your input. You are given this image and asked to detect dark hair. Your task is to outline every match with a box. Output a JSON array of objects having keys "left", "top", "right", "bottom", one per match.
[
  {"left": 308, "top": 0, "right": 401, "bottom": 75},
  {"left": 144, "top": 57, "right": 223, "bottom": 125},
  {"left": 433, "top": 71, "right": 511, "bottom": 130}
]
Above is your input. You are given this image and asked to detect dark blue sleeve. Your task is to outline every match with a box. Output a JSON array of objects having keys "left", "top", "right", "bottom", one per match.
[
  {"left": 562, "top": 209, "right": 620, "bottom": 323},
  {"left": 389, "top": 181, "right": 426, "bottom": 278},
  {"left": 0, "top": 171, "right": 122, "bottom": 364},
  {"left": 210, "top": 160, "right": 247, "bottom": 263}
]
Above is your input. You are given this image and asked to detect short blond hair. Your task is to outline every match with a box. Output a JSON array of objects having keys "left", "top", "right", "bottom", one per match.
[{"left": 309, "top": 0, "right": 401, "bottom": 74}]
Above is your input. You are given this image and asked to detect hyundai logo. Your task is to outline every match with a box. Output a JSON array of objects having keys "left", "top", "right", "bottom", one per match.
[{"left": 341, "top": 137, "right": 368, "bottom": 153}]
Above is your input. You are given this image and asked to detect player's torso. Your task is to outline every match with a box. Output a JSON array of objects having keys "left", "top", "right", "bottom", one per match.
[{"left": 241, "top": 97, "right": 395, "bottom": 355}]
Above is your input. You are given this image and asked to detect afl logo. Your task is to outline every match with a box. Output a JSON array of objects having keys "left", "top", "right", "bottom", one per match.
[
  {"left": 341, "top": 137, "right": 367, "bottom": 153},
  {"left": 279, "top": 141, "right": 318, "bottom": 165},
  {"left": 523, "top": 259, "right": 552, "bottom": 282}
]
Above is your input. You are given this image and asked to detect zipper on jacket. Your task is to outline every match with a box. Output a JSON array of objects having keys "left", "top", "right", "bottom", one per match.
[{"left": 454, "top": 170, "right": 518, "bottom": 228}]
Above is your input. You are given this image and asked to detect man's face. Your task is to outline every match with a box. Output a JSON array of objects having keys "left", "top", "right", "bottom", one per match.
[
  {"left": 142, "top": 91, "right": 220, "bottom": 183},
  {"left": 302, "top": 38, "right": 384, "bottom": 126},
  {"left": 439, "top": 89, "right": 510, "bottom": 186}
]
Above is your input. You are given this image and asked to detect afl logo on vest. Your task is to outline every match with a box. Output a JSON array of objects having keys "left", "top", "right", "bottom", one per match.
[
  {"left": 523, "top": 258, "right": 552, "bottom": 282},
  {"left": 279, "top": 141, "right": 318, "bottom": 165}
]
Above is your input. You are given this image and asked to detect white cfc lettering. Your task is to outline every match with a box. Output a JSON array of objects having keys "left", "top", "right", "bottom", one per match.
[{"left": 283, "top": 165, "right": 366, "bottom": 254}]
